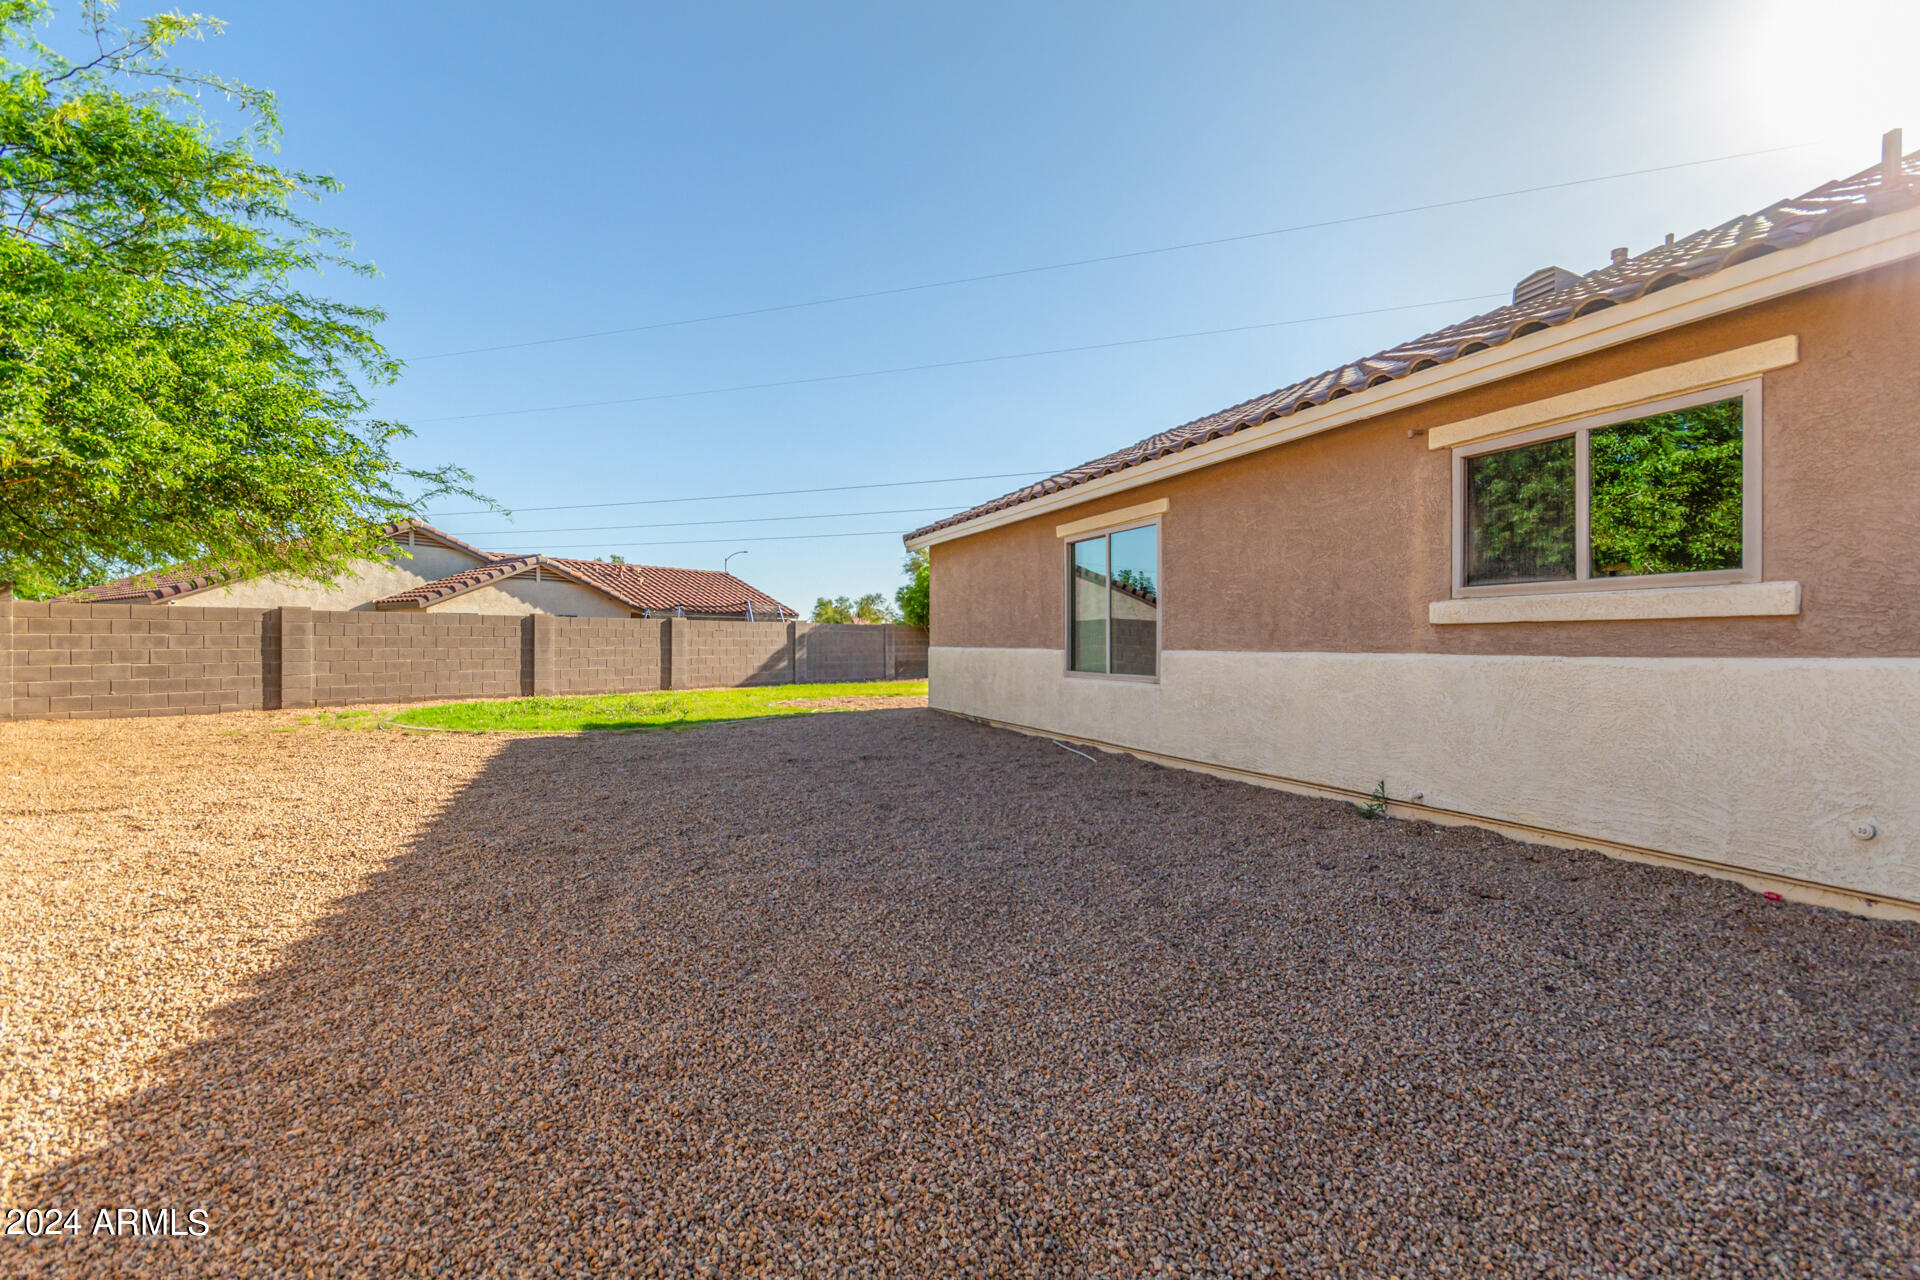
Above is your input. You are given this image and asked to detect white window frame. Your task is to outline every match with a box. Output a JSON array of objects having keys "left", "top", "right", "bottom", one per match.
[
  {"left": 1450, "top": 379, "right": 1762, "bottom": 599},
  {"left": 1063, "top": 517, "right": 1162, "bottom": 683}
]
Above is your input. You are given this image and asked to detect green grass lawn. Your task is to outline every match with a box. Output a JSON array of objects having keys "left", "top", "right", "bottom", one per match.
[{"left": 385, "top": 680, "right": 928, "bottom": 733}]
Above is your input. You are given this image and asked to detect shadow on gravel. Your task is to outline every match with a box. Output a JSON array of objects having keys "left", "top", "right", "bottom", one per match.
[{"left": 19, "top": 709, "right": 1920, "bottom": 1277}]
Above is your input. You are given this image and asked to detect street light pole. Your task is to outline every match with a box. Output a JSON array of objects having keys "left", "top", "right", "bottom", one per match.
[{"left": 723, "top": 550, "right": 748, "bottom": 576}]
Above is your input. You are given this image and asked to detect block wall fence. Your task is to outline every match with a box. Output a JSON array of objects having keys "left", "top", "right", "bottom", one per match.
[{"left": 0, "top": 595, "right": 928, "bottom": 722}]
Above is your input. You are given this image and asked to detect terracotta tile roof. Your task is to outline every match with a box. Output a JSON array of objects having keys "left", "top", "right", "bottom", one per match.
[
  {"left": 550, "top": 560, "right": 795, "bottom": 617},
  {"left": 60, "top": 517, "right": 797, "bottom": 618},
  {"left": 59, "top": 565, "right": 233, "bottom": 604},
  {"left": 371, "top": 555, "right": 796, "bottom": 617},
  {"left": 55, "top": 520, "right": 500, "bottom": 604},
  {"left": 371, "top": 554, "right": 547, "bottom": 608},
  {"left": 908, "top": 146, "right": 1920, "bottom": 543}
]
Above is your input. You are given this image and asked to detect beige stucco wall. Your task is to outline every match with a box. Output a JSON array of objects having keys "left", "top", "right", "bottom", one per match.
[
  {"left": 421, "top": 575, "right": 631, "bottom": 617},
  {"left": 931, "top": 259, "right": 1920, "bottom": 659},
  {"left": 170, "top": 543, "right": 486, "bottom": 612},
  {"left": 932, "top": 645, "right": 1920, "bottom": 911},
  {"left": 925, "top": 261, "right": 1920, "bottom": 911}
]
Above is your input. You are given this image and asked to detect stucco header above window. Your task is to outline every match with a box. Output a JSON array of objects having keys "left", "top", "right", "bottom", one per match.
[
  {"left": 1426, "top": 336, "right": 1798, "bottom": 452},
  {"left": 1056, "top": 498, "right": 1168, "bottom": 540}
]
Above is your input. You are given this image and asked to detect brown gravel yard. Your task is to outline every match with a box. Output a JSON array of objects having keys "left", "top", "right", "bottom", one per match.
[{"left": 2, "top": 707, "right": 1915, "bottom": 1277}]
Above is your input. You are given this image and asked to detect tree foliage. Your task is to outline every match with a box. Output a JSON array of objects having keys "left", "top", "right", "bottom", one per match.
[
  {"left": 1463, "top": 435, "right": 1574, "bottom": 584},
  {"left": 1589, "top": 398, "right": 1742, "bottom": 576},
  {"left": 1111, "top": 566, "right": 1155, "bottom": 601},
  {"left": 0, "top": 1, "right": 480, "bottom": 596},
  {"left": 894, "top": 549, "right": 928, "bottom": 629},
  {"left": 811, "top": 592, "right": 895, "bottom": 624}
]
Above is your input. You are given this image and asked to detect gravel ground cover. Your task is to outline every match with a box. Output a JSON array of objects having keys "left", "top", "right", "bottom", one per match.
[{"left": 2, "top": 706, "right": 1915, "bottom": 1278}]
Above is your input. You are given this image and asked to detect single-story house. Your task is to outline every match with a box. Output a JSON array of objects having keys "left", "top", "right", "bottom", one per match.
[
  {"left": 907, "top": 132, "right": 1920, "bottom": 919},
  {"left": 60, "top": 520, "right": 796, "bottom": 621}
]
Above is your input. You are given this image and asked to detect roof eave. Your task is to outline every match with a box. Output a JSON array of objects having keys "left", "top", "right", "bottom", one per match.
[
  {"left": 372, "top": 555, "right": 650, "bottom": 614},
  {"left": 906, "top": 202, "right": 1920, "bottom": 551}
]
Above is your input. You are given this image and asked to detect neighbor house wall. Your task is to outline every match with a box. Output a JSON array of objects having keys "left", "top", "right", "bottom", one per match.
[
  {"left": 170, "top": 543, "right": 488, "bottom": 612},
  {"left": 925, "top": 260, "right": 1920, "bottom": 914},
  {"left": 420, "top": 575, "right": 632, "bottom": 618}
]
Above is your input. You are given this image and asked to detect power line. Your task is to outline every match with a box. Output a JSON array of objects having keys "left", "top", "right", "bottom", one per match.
[
  {"left": 440, "top": 504, "right": 964, "bottom": 537},
  {"left": 474, "top": 529, "right": 914, "bottom": 553},
  {"left": 417, "top": 294, "right": 1502, "bottom": 425},
  {"left": 424, "top": 469, "right": 1062, "bottom": 519},
  {"left": 411, "top": 143, "right": 1801, "bottom": 361}
]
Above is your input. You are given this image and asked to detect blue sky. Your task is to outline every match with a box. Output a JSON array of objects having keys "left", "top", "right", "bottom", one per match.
[{"left": 47, "top": 1, "right": 1920, "bottom": 611}]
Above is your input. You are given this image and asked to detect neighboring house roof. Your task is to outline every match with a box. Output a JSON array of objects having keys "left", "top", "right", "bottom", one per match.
[
  {"left": 60, "top": 565, "right": 240, "bottom": 605},
  {"left": 371, "top": 555, "right": 796, "bottom": 617},
  {"left": 55, "top": 520, "right": 498, "bottom": 604},
  {"left": 61, "top": 517, "right": 798, "bottom": 617},
  {"left": 907, "top": 142, "right": 1920, "bottom": 544},
  {"left": 551, "top": 560, "right": 794, "bottom": 616},
  {"left": 369, "top": 553, "right": 554, "bottom": 608}
]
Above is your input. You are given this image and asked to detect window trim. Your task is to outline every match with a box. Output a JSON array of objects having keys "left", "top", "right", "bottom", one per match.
[
  {"left": 1450, "top": 379, "right": 1762, "bottom": 599},
  {"left": 1063, "top": 516, "right": 1162, "bottom": 684}
]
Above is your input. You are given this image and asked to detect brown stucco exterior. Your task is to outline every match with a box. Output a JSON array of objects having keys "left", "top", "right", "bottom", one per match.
[{"left": 931, "top": 259, "right": 1920, "bottom": 659}]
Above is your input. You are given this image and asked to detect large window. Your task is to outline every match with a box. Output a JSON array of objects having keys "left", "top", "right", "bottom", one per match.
[
  {"left": 1454, "top": 383, "right": 1758, "bottom": 595},
  {"left": 1068, "top": 523, "right": 1158, "bottom": 677}
]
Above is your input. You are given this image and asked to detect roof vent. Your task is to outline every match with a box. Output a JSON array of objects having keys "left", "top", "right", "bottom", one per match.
[{"left": 1511, "top": 265, "right": 1581, "bottom": 306}]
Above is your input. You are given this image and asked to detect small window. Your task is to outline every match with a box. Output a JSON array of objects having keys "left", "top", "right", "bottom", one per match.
[
  {"left": 1454, "top": 383, "right": 1758, "bottom": 596},
  {"left": 1068, "top": 523, "right": 1158, "bottom": 677}
]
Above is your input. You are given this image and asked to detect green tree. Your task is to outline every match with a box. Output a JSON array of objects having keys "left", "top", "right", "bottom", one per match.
[
  {"left": 812, "top": 592, "right": 895, "bottom": 624},
  {"left": 1463, "top": 436, "right": 1575, "bottom": 584},
  {"left": 1112, "top": 566, "right": 1155, "bottom": 601},
  {"left": 852, "top": 591, "right": 894, "bottom": 624},
  {"left": 1588, "top": 398, "right": 1743, "bottom": 576},
  {"left": 894, "top": 549, "right": 928, "bottom": 629},
  {"left": 0, "top": 1, "right": 481, "bottom": 597}
]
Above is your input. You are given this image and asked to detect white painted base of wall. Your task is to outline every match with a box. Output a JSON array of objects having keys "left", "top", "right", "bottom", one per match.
[{"left": 930, "top": 646, "right": 1920, "bottom": 918}]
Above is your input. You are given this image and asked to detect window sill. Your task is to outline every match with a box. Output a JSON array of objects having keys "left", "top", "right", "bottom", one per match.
[{"left": 1429, "top": 580, "right": 1801, "bottom": 625}]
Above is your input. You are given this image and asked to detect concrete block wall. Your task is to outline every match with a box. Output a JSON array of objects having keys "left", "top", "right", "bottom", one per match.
[
  {"left": 552, "top": 616, "right": 669, "bottom": 695},
  {"left": 311, "top": 610, "right": 524, "bottom": 706},
  {"left": 2, "top": 600, "right": 271, "bottom": 720},
  {"left": 673, "top": 620, "right": 794, "bottom": 688},
  {"left": 891, "top": 625, "right": 929, "bottom": 678},
  {"left": 0, "top": 596, "right": 929, "bottom": 721},
  {"left": 799, "top": 624, "right": 888, "bottom": 683}
]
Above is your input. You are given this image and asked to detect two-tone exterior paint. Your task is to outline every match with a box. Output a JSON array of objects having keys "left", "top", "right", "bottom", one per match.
[{"left": 917, "top": 255, "right": 1920, "bottom": 917}]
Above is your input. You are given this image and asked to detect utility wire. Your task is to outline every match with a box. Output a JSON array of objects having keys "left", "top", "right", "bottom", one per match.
[
  {"left": 417, "top": 293, "right": 1502, "bottom": 425},
  {"left": 425, "top": 469, "right": 1061, "bottom": 519},
  {"left": 475, "top": 529, "right": 914, "bottom": 553},
  {"left": 441, "top": 504, "right": 964, "bottom": 537},
  {"left": 412, "top": 143, "right": 1801, "bottom": 361}
]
